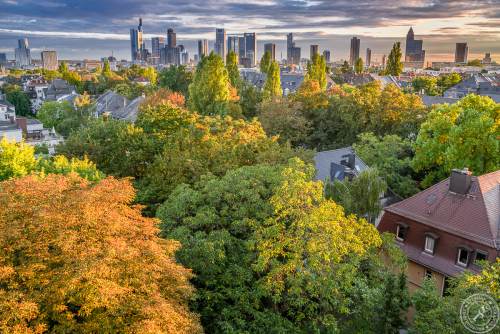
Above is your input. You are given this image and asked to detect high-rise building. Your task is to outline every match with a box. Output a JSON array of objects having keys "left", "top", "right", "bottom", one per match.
[
  {"left": 215, "top": 28, "right": 227, "bottom": 62},
  {"left": 198, "top": 39, "right": 208, "bottom": 59},
  {"left": 130, "top": 18, "right": 144, "bottom": 61},
  {"left": 0, "top": 53, "right": 6, "bottom": 66},
  {"left": 41, "top": 50, "right": 58, "bottom": 70},
  {"left": 349, "top": 37, "right": 360, "bottom": 65},
  {"left": 286, "top": 33, "right": 301, "bottom": 65},
  {"left": 323, "top": 50, "right": 331, "bottom": 63},
  {"left": 310, "top": 44, "right": 319, "bottom": 59},
  {"left": 244, "top": 33, "right": 256, "bottom": 67},
  {"left": 366, "top": 48, "right": 372, "bottom": 67},
  {"left": 238, "top": 36, "right": 246, "bottom": 63},
  {"left": 152, "top": 37, "right": 165, "bottom": 58},
  {"left": 167, "top": 28, "right": 176, "bottom": 48},
  {"left": 15, "top": 38, "right": 31, "bottom": 67},
  {"left": 482, "top": 52, "right": 492, "bottom": 64},
  {"left": 405, "top": 27, "right": 425, "bottom": 62},
  {"left": 264, "top": 43, "right": 276, "bottom": 61},
  {"left": 455, "top": 43, "right": 468, "bottom": 63}
]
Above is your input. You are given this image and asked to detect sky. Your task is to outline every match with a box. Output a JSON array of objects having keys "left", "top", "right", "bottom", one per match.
[{"left": 0, "top": 0, "right": 499, "bottom": 63}]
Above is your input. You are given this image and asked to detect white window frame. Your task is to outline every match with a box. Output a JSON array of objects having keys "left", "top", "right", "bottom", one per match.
[
  {"left": 424, "top": 236, "right": 435, "bottom": 254},
  {"left": 457, "top": 248, "right": 469, "bottom": 267},
  {"left": 396, "top": 224, "right": 406, "bottom": 241}
]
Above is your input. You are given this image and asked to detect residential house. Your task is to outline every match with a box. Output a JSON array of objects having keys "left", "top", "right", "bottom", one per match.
[
  {"left": 94, "top": 90, "right": 144, "bottom": 122},
  {"left": 45, "top": 79, "right": 76, "bottom": 101},
  {"left": 444, "top": 73, "right": 500, "bottom": 102},
  {"left": 377, "top": 168, "right": 500, "bottom": 295}
]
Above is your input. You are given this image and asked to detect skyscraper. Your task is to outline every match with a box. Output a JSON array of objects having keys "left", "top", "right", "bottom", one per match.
[
  {"left": 244, "top": 33, "right": 256, "bottom": 67},
  {"left": 130, "top": 18, "right": 144, "bottom": 61},
  {"left": 41, "top": 51, "right": 58, "bottom": 70},
  {"left": 15, "top": 38, "right": 31, "bottom": 67},
  {"left": 238, "top": 36, "right": 246, "bottom": 63},
  {"left": 455, "top": 43, "right": 468, "bottom": 63},
  {"left": 323, "top": 50, "right": 331, "bottom": 63},
  {"left": 286, "top": 33, "right": 301, "bottom": 65},
  {"left": 215, "top": 28, "right": 227, "bottom": 62},
  {"left": 198, "top": 39, "right": 208, "bottom": 59},
  {"left": 264, "top": 43, "right": 276, "bottom": 61},
  {"left": 405, "top": 27, "right": 425, "bottom": 62},
  {"left": 167, "top": 28, "right": 176, "bottom": 48},
  {"left": 227, "top": 35, "right": 239, "bottom": 54},
  {"left": 366, "top": 48, "right": 372, "bottom": 67},
  {"left": 349, "top": 37, "right": 360, "bottom": 65},
  {"left": 152, "top": 37, "right": 165, "bottom": 58},
  {"left": 0, "top": 53, "right": 6, "bottom": 66},
  {"left": 310, "top": 44, "right": 319, "bottom": 59}
]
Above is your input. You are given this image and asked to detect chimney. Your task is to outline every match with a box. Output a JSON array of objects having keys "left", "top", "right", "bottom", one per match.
[
  {"left": 449, "top": 168, "right": 472, "bottom": 195},
  {"left": 341, "top": 153, "right": 356, "bottom": 170},
  {"left": 16, "top": 117, "right": 27, "bottom": 135}
]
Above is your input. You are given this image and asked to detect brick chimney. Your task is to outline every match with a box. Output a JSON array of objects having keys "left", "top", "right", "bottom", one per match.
[
  {"left": 15, "top": 117, "right": 27, "bottom": 135},
  {"left": 449, "top": 168, "right": 472, "bottom": 195}
]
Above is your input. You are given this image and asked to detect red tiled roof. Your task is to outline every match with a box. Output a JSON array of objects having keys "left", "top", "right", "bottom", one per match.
[{"left": 386, "top": 170, "right": 500, "bottom": 249}]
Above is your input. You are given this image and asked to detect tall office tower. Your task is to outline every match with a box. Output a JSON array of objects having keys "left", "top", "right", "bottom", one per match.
[
  {"left": 130, "top": 18, "right": 144, "bottom": 61},
  {"left": 152, "top": 37, "right": 165, "bottom": 58},
  {"left": 198, "top": 39, "right": 208, "bottom": 59},
  {"left": 483, "top": 52, "right": 492, "bottom": 64},
  {"left": 243, "top": 33, "right": 256, "bottom": 67},
  {"left": 238, "top": 36, "right": 246, "bottom": 63},
  {"left": 323, "top": 50, "right": 331, "bottom": 63},
  {"left": 264, "top": 43, "right": 276, "bottom": 61},
  {"left": 405, "top": 27, "right": 425, "bottom": 62},
  {"left": 310, "top": 44, "right": 319, "bottom": 59},
  {"left": 15, "top": 38, "right": 31, "bottom": 67},
  {"left": 366, "top": 48, "right": 372, "bottom": 67},
  {"left": 455, "top": 43, "right": 468, "bottom": 63},
  {"left": 167, "top": 28, "right": 176, "bottom": 48},
  {"left": 349, "top": 37, "right": 360, "bottom": 65},
  {"left": 227, "top": 35, "right": 239, "bottom": 54},
  {"left": 0, "top": 53, "right": 6, "bottom": 66},
  {"left": 286, "top": 33, "right": 301, "bottom": 65},
  {"left": 215, "top": 28, "right": 227, "bottom": 62},
  {"left": 41, "top": 51, "right": 58, "bottom": 70}
]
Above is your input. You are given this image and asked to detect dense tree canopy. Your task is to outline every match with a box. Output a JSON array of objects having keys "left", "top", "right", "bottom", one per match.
[
  {"left": 158, "top": 65, "right": 193, "bottom": 98},
  {"left": 386, "top": 42, "right": 403, "bottom": 76},
  {"left": 306, "top": 54, "right": 328, "bottom": 90},
  {"left": 260, "top": 51, "right": 272, "bottom": 74},
  {"left": 0, "top": 174, "right": 201, "bottom": 333},
  {"left": 157, "top": 159, "right": 408, "bottom": 333},
  {"left": 37, "top": 100, "right": 93, "bottom": 137},
  {"left": 262, "top": 61, "right": 282, "bottom": 100},
  {"left": 413, "top": 94, "right": 499, "bottom": 187},
  {"left": 226, "top": 50, "right": 240, "bottom": 88},
  {"left": 354, "top": 58, "right": 364, "bottom": 74}
]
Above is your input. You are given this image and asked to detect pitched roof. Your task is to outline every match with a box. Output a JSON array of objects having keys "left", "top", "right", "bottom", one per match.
[
  {"left": 314, "top": 147, "right": 369, "bottom": 182},
  {"left": 386, "top": 170, "right": 500, "bottom": 249}
]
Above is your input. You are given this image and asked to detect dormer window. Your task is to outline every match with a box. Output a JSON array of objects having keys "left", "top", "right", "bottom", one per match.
[
  {"left": 457, "top": 247, "right": 472, "bottom": 267},
  {"left": 424, "top": 232, "right": 438, "bottom": 254},
  {"left": 396, "top": 223, "right": 408, "bottom": 242}
]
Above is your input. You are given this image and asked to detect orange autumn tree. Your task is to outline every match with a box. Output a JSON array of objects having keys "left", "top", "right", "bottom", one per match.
[{"left": 0, "top": 174, "right": 202, "bottom": 334}]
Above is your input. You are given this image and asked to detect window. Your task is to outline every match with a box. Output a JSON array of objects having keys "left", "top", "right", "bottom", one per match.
[
  {"left": 457, "top": 248, "right": 470, "bottom": 267},
  {"left": 425, "top": 269, "right": 433, "bottom": 279},
  {"left": 474, "top": 251, "right": 488, "bottom": 263},
  {"left": 424, "top": 236, "right": 436, "bottom": 254},
  {"left": 396, "top": 224, "right": 408, "bottom": 241}
]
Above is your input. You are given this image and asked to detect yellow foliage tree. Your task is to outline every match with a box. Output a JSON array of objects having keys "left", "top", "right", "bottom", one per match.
[{"left": 0, "top": 174, "right": 202, "bottom": 333}]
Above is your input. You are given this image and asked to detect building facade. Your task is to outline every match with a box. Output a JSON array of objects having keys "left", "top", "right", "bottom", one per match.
[
  {"left": 405, "top": 27, "right": 425, "bottom": 62},
  {"left": 378, "top": 169, "right": 500, "bottom": 294},
  {"left": 15, "top": 38, "right": 31, "bottom": 67},
  {"left": 130, "top": 18, "right": 144, "bottom": 61},
  {"left": 152, "top": 37, "right": 165, "bottom": 58},
  {"left": 198, "top": 39, "right": 208, "bottom": 59},
  {"left": 323, "top": 50, "right": 331, "bottom": 63},
  {"left": 41, "top": 51, "right": 58, "bottom": 70},
  {"left": 349, "top": 37, "right": 360, "bottom": 65},
  {"left": 366, "top": 48, "right": 372, "bottom": 68},
  {"left": 455, "top": 43, "right": 468, "bottom": 64},
  {"left": 287, "top": 33, "right": 301, "bottom": 66},
  {"left": 215, "top": 28, "right": 227, "bottom": 62},
  {"left": 264, "top": 43, "right": 276, "bottom": 61},
  {"left": 310, "top": 44, "right": 319, "bottom": 59}
]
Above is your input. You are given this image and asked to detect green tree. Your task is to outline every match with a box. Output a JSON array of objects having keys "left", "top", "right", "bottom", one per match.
[
  {"left": 158, "top": 65, "right": 193, "bottom": 97},
  {"left": 341, "top": 60, "right": 352, "bottom": 74},
  {"left": 326, "top": 168, "right": 387, "bottom": 224},
  {"left": 262, "top": 60, "right": 281, "bottom": 100},
  {"left": 102, "top": 59, "right": 112, "bottom": 76},
  {"left": 58, "top": 61, "right": 68, "bottom": 74},
  {"left": 6, "top": 89, "right": 32, "bottom": 116},
  {"left": 257, "top": 99, "right": 310, "bottom": 146},
  {"left": 157, "top": 159, "right": 406, "bottom": 333},
  {"left": 355, "top": 57, "right": 364, "bottom": 74},
  {"left": 306, "top": 54, "right": 327, "bottom": 90},
  {"left": 385, "top": 42, "right": 403, "bottom": 76},
  {"left": 188, "top": 53, "right": 232, "bottom": 115},
  {"left": 260, "top": 51, "right": 271, "bottom": 73},
  {"left": 37, "top": 100, "right": 92, "bottom": 137},
  {"left": 225, "top": 50, "right": 240, "bottom": 88},
  {"left": 412, "top": 94, "right": 499, "bottom": 187},
  {"left": 238, "top": 81, "right": 262, "bottom": 119},
  {"left": 436, "top": 73, "right": 462, "bottom": 92},
  {"left": 466, "top": 59, "right": 482, "bottom": 67},
  {"left": 353, "top": 132, "right": 419, "bottom": 197},
  {"left": 142, "top": 66, "right": 158, "bottom": 86},
  {"left": 412, "top": 76, "right": 438, "bottom": 95}
]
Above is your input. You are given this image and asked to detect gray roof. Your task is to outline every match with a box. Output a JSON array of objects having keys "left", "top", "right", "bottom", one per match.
[
  {"left": 0, "top": 121, "right": 19, "bottom": 131},
  {"left": 240, "top": 71, "right": 305, "bottom": 93},
  {"left": 421, "top": 95, "right": 459, "bottom": 106},
  {"left": 314, "top": 147, "right": 369, "bottom": 182},
  {"left": 95, "top": 90, "right": 144, "bottom": 122}
]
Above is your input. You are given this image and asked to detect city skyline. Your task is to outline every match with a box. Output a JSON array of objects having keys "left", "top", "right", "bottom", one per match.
[{"left": 0, "top": 0, "right": 499, "bottom": 62}]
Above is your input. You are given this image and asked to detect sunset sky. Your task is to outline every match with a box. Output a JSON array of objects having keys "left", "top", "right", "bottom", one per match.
[{"left": 0, "top": 0, "right": 499, "bottom": 62}]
